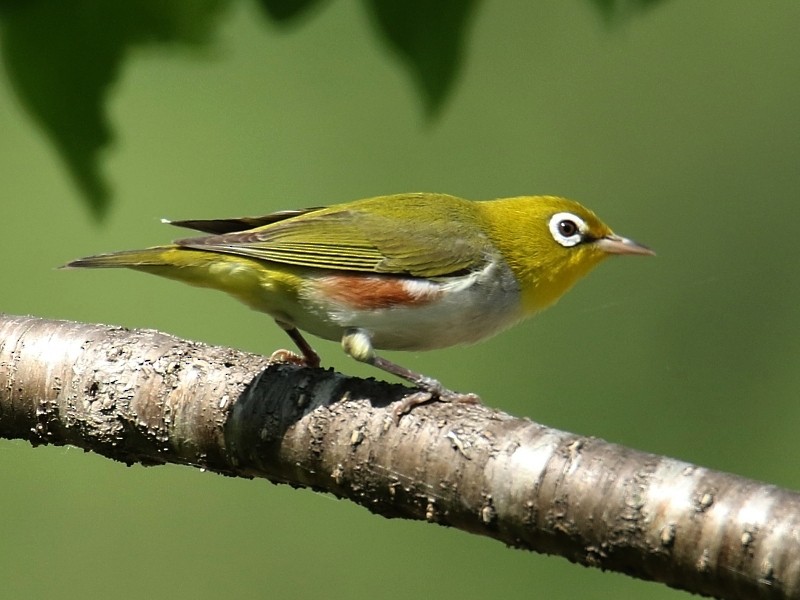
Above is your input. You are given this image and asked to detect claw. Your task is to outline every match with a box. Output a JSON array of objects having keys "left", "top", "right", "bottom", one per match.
[
  {"left": 440, "top": 391, "right": 481, "bottom": 405},
  {"left": 392, "top": 389, "right": 482, "bottom": 424},
  {"left": 391, "top": 391, "right": 434, "bottom": 424},
  {"left": 268, "top": 349, "right": 310, "bottom": 366}
]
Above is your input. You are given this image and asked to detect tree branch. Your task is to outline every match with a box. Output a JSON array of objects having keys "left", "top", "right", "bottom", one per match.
[{"left": 1, "top": 314, "right": 797, "bottom": 599}]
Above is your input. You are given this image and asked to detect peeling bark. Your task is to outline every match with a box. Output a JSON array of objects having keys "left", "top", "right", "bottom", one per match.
[{"left": 1, "top": 314, "right": 798, "bottom": 599}]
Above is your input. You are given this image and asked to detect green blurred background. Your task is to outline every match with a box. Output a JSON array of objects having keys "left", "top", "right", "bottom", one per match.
[{"left": 2, "top": 1, "right": 799, "bottom": 598}]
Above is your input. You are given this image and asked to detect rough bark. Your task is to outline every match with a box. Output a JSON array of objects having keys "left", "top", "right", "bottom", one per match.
[{"left": 0, "top": 314, "right": 798, "bottom": 599}]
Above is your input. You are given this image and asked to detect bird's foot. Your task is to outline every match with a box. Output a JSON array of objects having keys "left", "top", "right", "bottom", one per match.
[
  {"left": 361, "top": 351, "right": 480, "bottom": 422},
  {"left": 269, "top": 349, "right": 312, "bottom": 367},
  {"left": 391, "top": 379, "right": 481, "bottom": 424}
]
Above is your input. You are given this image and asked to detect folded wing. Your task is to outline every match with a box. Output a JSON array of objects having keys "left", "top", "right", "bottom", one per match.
[{"left": 175, "top": 194, "right": 488, "bottom": 278}]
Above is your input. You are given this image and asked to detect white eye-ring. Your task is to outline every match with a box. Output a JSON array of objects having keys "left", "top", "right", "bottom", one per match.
[{"left": 548, "top": 212, "right": 587, "bottom": 248}]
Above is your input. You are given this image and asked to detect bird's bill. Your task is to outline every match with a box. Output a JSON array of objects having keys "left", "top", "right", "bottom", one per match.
[{"left": 595, "top": 234, "right": 655, "bottom": 256}]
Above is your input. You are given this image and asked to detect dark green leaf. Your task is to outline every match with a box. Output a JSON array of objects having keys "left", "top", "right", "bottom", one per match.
[
  {"left": 256, "top": 0, "right": 323, "bottom": 23},
  {"left": 0, "top": 0, "right": 229, "bottom": 217},
  {"left": 364, "top": 0, "right": 481, "bottom": 116}
]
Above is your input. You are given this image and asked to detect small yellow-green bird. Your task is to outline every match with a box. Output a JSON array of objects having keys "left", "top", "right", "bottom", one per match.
[{"left": 66, "top": 193, "right": 652, "bottom": 414}]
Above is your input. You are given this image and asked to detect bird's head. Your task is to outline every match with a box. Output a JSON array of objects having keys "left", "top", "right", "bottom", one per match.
[{"left": 479, "top": 196, "right": 654, "bottom": 313}]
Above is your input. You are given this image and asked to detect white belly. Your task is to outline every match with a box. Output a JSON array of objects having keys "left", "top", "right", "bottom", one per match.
[{"left": 295, "top": 260, "right": 525, "bottom": 351}]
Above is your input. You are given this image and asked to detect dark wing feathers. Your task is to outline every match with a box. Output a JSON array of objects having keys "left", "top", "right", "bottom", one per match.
[
  {"left": 165, "top": 208, "right": 325, "bottom": 234},
  {"left": 173, "top": 196, "right": 487, "bottom": 278}
]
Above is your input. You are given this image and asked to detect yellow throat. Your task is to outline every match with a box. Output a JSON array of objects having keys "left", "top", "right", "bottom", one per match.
[{"left": 476, "top": 195, "right": 649, "bottom": 314}]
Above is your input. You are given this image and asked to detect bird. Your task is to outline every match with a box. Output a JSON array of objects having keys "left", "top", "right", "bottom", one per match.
[{"left": 65, "top": 192, "right": 653, "bottom": 416}]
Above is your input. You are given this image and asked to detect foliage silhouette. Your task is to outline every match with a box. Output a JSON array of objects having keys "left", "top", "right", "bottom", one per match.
[
  {"left": 0, "top": 0, "right": 229, "bottom": 217},
  {"left": 0, "top": 0, "right": 665, "bottom": 216},
  {"left": 256, "top": 0, "right": 322, "bottom": 22},
  {"left": 363, "top": 0, "right": 480, "bottom": 117}
]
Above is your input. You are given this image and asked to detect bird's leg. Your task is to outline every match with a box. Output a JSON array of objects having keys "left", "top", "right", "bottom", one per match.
[
  {"left": 269, "top": 320, "right": 321, "bottom": 368},
  {"left": 341, "top": 328, "right": 480, "bottom": 420}
]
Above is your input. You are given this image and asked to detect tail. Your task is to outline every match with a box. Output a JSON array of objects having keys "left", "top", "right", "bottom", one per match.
[
  {"left": 62, "top": 246, "right": 179, "bottom": 269},
  {"left": 63, "top": 244, "right": 273, "bottom": 304}
]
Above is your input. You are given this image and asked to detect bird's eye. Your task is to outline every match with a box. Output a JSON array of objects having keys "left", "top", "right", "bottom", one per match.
[
  {"left": 548, "top": 212, "right": 587, "bottom": 248},
  {"left": 558, "top": 220, "right": 578, "bottom": 237}
]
